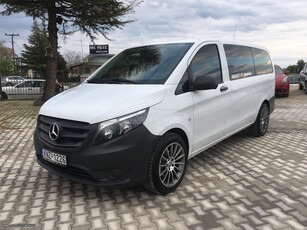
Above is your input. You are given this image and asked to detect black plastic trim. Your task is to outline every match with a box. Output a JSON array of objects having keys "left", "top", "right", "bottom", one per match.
[
  {"left": 34, "top": 124, "right": 160, "bottom": 188},
  {"left": 269, "top": 96, "right": 275, "bottom": 114}
]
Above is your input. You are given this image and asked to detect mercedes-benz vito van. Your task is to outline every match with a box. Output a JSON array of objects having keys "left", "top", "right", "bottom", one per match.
[{"left": 34, "top": 40, "right": 275, "bottom": 194}]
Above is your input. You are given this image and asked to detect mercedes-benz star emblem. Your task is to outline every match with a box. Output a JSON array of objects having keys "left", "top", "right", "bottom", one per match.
[{"left": 49, "top": 123, "right": 60, "bottom": 141}]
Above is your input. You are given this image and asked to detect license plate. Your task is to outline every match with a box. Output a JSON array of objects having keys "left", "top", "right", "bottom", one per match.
[{"left": 42, "top": 149, "right": 67, "bottom": 166}]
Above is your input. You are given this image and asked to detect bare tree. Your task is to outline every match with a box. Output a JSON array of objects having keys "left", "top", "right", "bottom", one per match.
[{"left": 64, "top": 50, "right": 82, "bottom": 66}]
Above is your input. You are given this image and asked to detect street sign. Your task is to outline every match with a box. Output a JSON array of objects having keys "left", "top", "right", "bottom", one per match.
[{"left": 89, "top": 45, "right": 109, "bottom": 54}]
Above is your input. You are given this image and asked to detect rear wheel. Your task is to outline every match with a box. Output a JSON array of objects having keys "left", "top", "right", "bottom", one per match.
[
  {"left": 299, "top": 82, "right": 303, "bottom": 90},
  {"left": 145, "top": 133, "right": 187, "bottom": 194},
  {"left": 249, "top": 103, "right": 269, "bottom": 137}
]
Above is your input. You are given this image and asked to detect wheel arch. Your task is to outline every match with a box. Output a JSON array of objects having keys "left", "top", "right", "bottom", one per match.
[
  {"left": 263, "top": 99, "right": 270, "bottom": 111},
  {"left": 165, "top": 128, "right": 189, "bottom": 154}
]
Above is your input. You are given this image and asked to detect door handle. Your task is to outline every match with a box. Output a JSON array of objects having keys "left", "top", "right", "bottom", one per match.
[{"left": 220, "top": 85, "right": 228, "bottom": 92}]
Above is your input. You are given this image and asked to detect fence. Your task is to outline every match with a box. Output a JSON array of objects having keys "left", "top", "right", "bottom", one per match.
[{"left": 0, "top": 76, "right": 82, "bottom": 100}]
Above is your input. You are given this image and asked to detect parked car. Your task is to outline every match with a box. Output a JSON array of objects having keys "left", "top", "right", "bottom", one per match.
[
  {"left": 299, "top": 63, "right": 307, "bottom": 94},
  {"left": 274, "top": 65, "right": 289, "bottom": 97},
  {"left": 288, "top": 75, "right": 300, "bottom": 84},
  {"left": 34, "top": 40, "right": 275, "bottom": 194},
  {"left": 2, "top": 76, "right": 25, "bottom": 86},
  {"left": 1, "top": 79, "right": 64, "bottom": 100}
]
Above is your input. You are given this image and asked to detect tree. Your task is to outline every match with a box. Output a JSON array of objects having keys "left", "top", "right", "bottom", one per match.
[
  {"left": 297, "top": 59, "right": 305, "bottom": 72},
  {"left": 22, "top": 20, "right": 68, "bottom": 79},
  {"left": 286, "top": 59, "right": 305, "bottom": 73},
  {"left": 0, "top": 41, "right": 14, "bottom": 76},
  {"left": 0, "top": 0, "right": 141, "bottom": 103},
  {"left": 22, "top": 20, "right": 48, "bottom": 77},
  {"left": 64, "top": 50, "right": 82, "bottom": 66},
  {"left": 286, "top": 65, "right": 298, "bottom": 74}
]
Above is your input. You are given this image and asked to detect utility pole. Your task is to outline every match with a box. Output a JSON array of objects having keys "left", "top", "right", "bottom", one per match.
[
  {"left": 80, "top": 39, "right": 84, "bottom": 60},
  {"left": 233, "top": 24, "right": 237, "bottom": 40},
  {"left": 5, "top": 33, "right": 19, "bottom": 73}
]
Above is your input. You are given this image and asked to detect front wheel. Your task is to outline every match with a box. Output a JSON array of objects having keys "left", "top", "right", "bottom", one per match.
[
  {"left": 1, "top": 92, "right": 8, "bottom": 100},
  {"left": 145, "top": 133, "right": 187, "bottom": 194},
  {"left": 249, "top": 103, "right": 269, "bottom": 137}
]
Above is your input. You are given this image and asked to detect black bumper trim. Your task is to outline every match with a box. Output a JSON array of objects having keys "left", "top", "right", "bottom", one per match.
[
  {"left": 269, "top": 96, "right": 275, "bottom": 114},
  {"left": 34, "top": 124, "right": 160, "bottom": 188}
]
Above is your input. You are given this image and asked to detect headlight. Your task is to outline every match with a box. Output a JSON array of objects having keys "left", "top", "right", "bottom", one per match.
[
  {"left": 93, "top": 108, "right": 149, "bottom": 145},
  {"left": 281, "top": 77, "right": 288, "bottom": 84}
]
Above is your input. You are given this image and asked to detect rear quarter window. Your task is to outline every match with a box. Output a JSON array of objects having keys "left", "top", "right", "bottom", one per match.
[
  {"left": 252, "top": 48, "right": 273, "bottom": 75},
  {"left": 224, "top": 45, "right": 255, "bottom": 80}
]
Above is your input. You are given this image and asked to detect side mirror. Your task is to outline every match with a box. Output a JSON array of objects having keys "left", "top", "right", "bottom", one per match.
[
  {"left": 284, "top": 70, "right": 289, "bottom": 74},
  {"left": 193, "top": 76, "right": 218, "bottom": 91}
]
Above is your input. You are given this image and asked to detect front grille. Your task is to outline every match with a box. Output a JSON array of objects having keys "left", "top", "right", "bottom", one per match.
[{"left": 38, "top": 115, "right": 92, "bottom": 149}]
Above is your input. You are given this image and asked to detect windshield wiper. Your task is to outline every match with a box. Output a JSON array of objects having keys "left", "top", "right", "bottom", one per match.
[
  {"left": 110, "top": 79, "right": 136, "bottom": 84},
  {"left": 87, "top": 79, "right": 136, "bottom": 84},
  {"left": 87, "top": 79, "right": 101, "bottom": 83}
]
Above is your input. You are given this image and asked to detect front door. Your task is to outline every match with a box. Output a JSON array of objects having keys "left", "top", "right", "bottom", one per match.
[{"left": 190, "top": 44, "right": 230, "bottom": 153}]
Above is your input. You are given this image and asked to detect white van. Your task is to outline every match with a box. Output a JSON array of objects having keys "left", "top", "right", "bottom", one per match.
[{"left": 34, "top": 40, "right": 275, "bottom": 194}]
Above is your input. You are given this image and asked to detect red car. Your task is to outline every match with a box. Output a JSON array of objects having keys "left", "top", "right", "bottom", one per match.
[{"left": 274, "top": 64, "right": 289, "bottom": 97}]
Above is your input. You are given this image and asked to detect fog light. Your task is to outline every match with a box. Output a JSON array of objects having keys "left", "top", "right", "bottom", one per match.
[{"left": 106, "top": 169, "right": 124, "bottom": 180}]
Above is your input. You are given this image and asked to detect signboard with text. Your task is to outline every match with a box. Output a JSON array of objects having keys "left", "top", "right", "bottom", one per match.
[{"left": 89, "top": 45, "right": 109, "bottom": 54}]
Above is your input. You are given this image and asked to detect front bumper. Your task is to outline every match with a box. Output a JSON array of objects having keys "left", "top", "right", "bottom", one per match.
[{"left": 34, "top": 124, "right": 160, "bottom": 188}]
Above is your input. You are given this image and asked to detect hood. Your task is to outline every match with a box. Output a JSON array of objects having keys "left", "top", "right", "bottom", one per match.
[{"left": 39, "top": 83, "right": 166, "bottom": 124}]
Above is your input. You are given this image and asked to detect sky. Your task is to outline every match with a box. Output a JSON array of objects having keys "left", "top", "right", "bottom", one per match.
[{"left": 0, "top": 0, "right": 307, "bottom": 68}]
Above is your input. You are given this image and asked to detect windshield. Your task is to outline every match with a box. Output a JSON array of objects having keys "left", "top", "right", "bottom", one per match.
[{"left": 87, "top": 43, "right": 193, "bottom": 84}]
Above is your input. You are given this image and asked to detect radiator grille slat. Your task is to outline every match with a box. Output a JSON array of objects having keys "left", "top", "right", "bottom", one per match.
[{"left": 37, "top": 115, "right": 91, "bottom": 149}]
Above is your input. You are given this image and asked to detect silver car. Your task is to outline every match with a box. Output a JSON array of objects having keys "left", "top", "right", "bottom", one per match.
[
  {"left": 1, "top": 79, "right": 45, "bottom": 99},
  {"left": 2, "top": 76, "right": 25, "bottom": 86}
]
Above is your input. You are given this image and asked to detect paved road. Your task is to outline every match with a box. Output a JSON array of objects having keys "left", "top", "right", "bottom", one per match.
[{"left": 0, "top": 86, "right": 307, "bottom": 230}]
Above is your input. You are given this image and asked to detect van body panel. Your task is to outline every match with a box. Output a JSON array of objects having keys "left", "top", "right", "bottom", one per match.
[
  {"left": 39, "top": 83, "right": 166, "bottom": 124},
  {"left": 143, "top": 86, "right": 194, "bottom": 151},
  {"left": 224, "top": 74, "right": 274, "bottom": 135},
  {"left": 191, "top": 86, "right": 230, "bottom": 152}
]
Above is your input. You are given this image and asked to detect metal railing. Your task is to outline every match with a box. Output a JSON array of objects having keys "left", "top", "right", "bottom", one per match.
[{"left": 0, "top": 76, "right": 82, "bottom": 100}]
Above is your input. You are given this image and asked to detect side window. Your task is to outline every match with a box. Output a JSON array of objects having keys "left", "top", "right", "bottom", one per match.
[
  {"left": 224, "top": 45, "right": 255, "bottom": 80},
  {"left": 33, "top": 81, "right": 45, "bottom": 87},
  {"left": 16, "top": 81, "right": 32, "bottom": 88},
  {"left": 190, "top": 44, "right": 222, "bottom": 84},
  {"left": 252, "top": 48, "right": 273, "bottom": 75}
]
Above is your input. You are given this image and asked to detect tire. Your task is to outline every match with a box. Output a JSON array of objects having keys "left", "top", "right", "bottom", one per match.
[
  {"left": 284, "top": 93, "right": 289, "bottom": 97},
  {"left": 5, "top": 82, "right": 13, "bottom": 86},
  {"left": 249, "top": 103, "right": 269, "bottom": 137},
  {"left": 1, "top": 92, "right": 8, "bottom": 100},
  {"left": 305, "top": 83, "right": 307, "bottom": 94},
  {"left": 299, "top": 82, "right": 303, "bottom": 90},
  {"left": 145, "top": 133, "right": 187, "bottom": 194}
]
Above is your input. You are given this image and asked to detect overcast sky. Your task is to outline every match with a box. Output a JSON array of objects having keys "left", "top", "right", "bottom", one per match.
[{"left": 0, "top": 0, "right": 306, "bottom": 68}]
